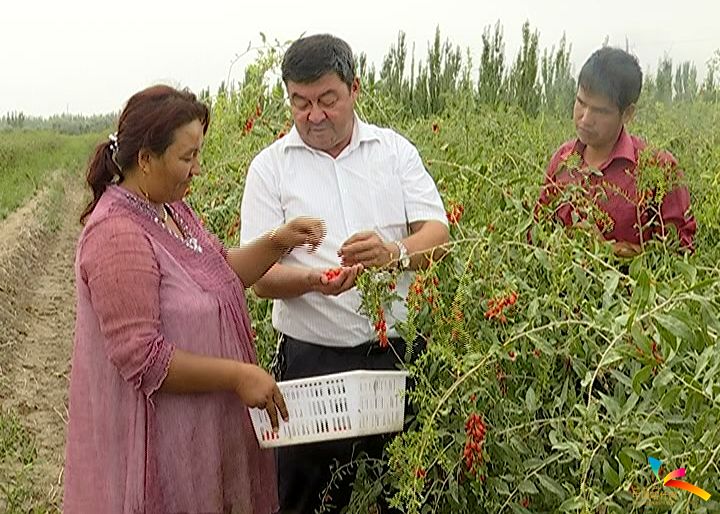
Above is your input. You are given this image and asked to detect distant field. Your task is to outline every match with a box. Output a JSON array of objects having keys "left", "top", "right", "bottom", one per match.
[{"left": 0, "top": 131, "right": 98, "bottom": 220}]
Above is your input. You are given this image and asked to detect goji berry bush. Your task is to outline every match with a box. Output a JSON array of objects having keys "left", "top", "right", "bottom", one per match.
[{"left": 190, "top": 47, "right": 720, "bottom": 513}]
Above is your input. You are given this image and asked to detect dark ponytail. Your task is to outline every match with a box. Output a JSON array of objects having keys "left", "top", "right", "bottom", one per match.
[
  {"left": 79, "top": 85, "right": 210, "bottom": 225},
  {"left": 80, "top": 140, "right": 122, "bottom": 224}
]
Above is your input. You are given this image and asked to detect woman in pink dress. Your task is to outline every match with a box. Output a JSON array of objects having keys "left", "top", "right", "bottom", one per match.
[{"left": 63, "top": 85, "right": 325, "bottom": 514}]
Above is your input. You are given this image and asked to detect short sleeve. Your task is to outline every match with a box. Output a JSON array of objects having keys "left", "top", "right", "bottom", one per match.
[
  {"left": 396, "top": 135, "right": 448, "bottom": 225},
  {"left": 79, "top": 216, "right": 174, "bottom": 396},
  {"left": 535, "top": 144, "right": 578, "bottom": 225},
  {"left": 653, "top": 157, "right": 697, "bottom": 250},
  {"left": 240, "top": 152, "right": 285, "bottom": 244}
]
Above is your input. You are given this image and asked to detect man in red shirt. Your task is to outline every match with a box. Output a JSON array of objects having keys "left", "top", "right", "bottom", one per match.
[{"left": 536, "top": 47, "right": 696, "bottom": 256}]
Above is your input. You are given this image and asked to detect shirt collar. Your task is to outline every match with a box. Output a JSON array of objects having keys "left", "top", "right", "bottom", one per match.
[
  {"left": 282, "top": 113, "right": 380, "bottom": 154},
  {"left": 571, "top": 126, "right": 637, "bottom": 168}
]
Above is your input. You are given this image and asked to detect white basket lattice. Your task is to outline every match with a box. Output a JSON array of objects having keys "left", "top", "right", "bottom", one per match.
[{"left": 249, "top": 370, "right": 408, "bottom": 448}]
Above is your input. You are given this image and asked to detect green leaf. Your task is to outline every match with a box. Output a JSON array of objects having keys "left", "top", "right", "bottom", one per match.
[
  {"left": 620, "top": 393, "right": 640, "bottom": 418},
  {"left": 525, "top": 386, "right": 538, "bottom": 413},
  {"left": 652, "top": 367, "right": 674, "bottom": 389},
  {"left": 694, "top": 346, "right": 713, "bottom": 381},
  {"left": 653, "top": 313, "right": 693, "bottom": 343},
  {"left": 631, "top": 270, "right": 651, "bottom": 313},
  {"left": 552, "top": 441, "right": 582, "bottom": 460},
  {"left": 659, "top": 386, "right": 682, "bottom": 410},
  {"left": 674, "top": 260, "right": 697, "bottom": 285},
  {"left": 533, "top": 248, "right": 550, "bottom": 271},
  {"left": 620, "top": 447, "right": 646, "bottom": 465},
  {"left": 449, "top": 473, "right": 459, "bottom": 503},
  {"left": 599, "top": 349, "right": 623, "bottom": 367},
  {"left": 603, "top": 270, "right": 621, "bottom": 305},
  {"left": 631, "top": 322, "right": 653, "bottom": 355},
  {"left": 489, "top": 477, "right": 510, "bottom": 496},
  {"left": 558, "top": 496, "right": 585, "bottom": 511},
  {"left": 603, "top": 459, "right": 621, "bottom": 488},
  {"left": 518, "top": 478, "right": 539, "bottom": 495},
  {"left": 632, "top": 365, "right": 653, "bottom": 394},
  {"left": 599, "top": 392, "right": 621, "bottom": 419},
  {"left": 537, "top": 474, "right": 566, "bottom": 499}
]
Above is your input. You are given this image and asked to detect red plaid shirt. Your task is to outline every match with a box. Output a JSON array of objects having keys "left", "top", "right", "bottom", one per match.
[{"left": 536, "top": 128, "right": 696, "bottom": 249}]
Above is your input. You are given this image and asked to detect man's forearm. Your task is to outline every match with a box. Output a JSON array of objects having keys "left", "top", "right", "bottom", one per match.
[
  {"left": 252, "top": 263, "right": 314, "bottom": 299},
  {"left": 402, "top": 221, "right": 450, "bottom": 270}
]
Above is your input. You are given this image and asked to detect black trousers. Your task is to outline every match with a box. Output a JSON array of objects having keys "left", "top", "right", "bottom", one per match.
[{"left": 274, "top": 334, "right": 424, "bottom": 514}]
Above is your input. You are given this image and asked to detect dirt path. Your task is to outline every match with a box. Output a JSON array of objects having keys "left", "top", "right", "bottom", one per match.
[{"left": 0, "top": 174, "right": 85, "bottom": 511}]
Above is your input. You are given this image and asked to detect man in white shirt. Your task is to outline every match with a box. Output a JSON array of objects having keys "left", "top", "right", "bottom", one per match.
[{"left": 240, "top": 34, "right": 449, "bottom": 514}]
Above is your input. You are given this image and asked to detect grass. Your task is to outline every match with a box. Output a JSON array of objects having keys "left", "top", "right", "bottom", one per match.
[
  {"left": 0, "top": 131, "right": 99, "bottom": 221},
  {"left": 0, "top": 409, "right": 56, "bottom": 513}
]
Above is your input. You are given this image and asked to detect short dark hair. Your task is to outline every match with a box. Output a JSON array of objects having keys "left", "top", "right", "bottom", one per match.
[
  {"left": 281, "top": 34, "right": 355, "bottom": 88},
  {"left": 578, "top": 47, "right": 642, "bottom": 112}
]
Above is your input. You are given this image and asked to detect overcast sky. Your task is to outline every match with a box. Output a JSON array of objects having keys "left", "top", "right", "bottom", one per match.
[{"left": 2, "top": 0, "right": 718, "bottom": 116}]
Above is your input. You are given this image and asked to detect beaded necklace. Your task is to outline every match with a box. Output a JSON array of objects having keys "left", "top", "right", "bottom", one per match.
[{"left": 123, "top": 192, "right": 203, "bottom": 254}]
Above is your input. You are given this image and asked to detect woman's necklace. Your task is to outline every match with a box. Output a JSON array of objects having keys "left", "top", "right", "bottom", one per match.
[{"left": 122, "top": 190, "right": 203, "bottom": 254}]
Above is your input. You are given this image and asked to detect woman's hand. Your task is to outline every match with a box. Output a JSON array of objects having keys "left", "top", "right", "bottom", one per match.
[
  {"left": 234, "top": 363, "right": 288, "bottom": 432},
  {"left": 272, "top": 217, "right": 326, "bottom": 253}
]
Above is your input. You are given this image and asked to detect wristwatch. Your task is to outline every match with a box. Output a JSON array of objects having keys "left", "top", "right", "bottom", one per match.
[{"left": 395, "top": 240, "right": 410, "bottom": 270}]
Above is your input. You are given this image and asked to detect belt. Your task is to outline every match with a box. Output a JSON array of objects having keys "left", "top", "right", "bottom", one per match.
[{"left": 281, "top": 333, "right": 406, "bottom": 355}]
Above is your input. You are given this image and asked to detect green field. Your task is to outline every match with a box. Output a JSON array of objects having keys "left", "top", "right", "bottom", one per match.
[{"left": 0, "top": 131, "right": 97, "bottom": 220}]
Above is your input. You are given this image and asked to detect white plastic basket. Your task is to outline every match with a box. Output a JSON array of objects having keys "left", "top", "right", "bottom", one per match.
[{"left": 249, "top": 370, "right": 409, "bottom": 448}]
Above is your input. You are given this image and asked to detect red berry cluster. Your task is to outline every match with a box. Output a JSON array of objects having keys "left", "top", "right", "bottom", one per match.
[
  {"left": 446, "top": 203, "right": 465, "bottom": 225},
  {"left": 242, "top": 103, "right": 263, "bottom": 135},
  {"left": 463, "top": 413, "right": 486, "bottom": 473},
  {"left": 408, "top": 275, "right": 440, "bottom": 313},
  {"left": 323, "top": 267, "right": 343, "bottom": 281},
  {"left": 243, "top": 117, "right": 255, "bottom": 134},
  {"left": 484, "top": 291, "right": 518, "bottom": 323},
  {"left": 375, "top": 307, "right": 389, "bottom": 348}
]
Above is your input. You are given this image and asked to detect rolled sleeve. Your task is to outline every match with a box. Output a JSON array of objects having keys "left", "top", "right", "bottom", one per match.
[
  {"left": 80, "top": 216, "right": 174, "bottom": 396},
  {"left": 397, "top": 136, "right": 447, "bottom": 225}
]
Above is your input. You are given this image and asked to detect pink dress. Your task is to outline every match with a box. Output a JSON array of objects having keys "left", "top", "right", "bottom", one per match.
[{"left": 63, "top": 185, "right": 278, "bottom": 514}]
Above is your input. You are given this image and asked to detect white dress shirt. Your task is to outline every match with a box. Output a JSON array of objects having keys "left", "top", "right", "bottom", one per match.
[{"left": 240, "top": 115, "right": 447, "bottom": 347}]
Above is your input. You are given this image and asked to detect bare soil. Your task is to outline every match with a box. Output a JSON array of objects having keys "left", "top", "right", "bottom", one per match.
[{"left": 0, "top": 174, "right": 85, "bottom": 510}]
